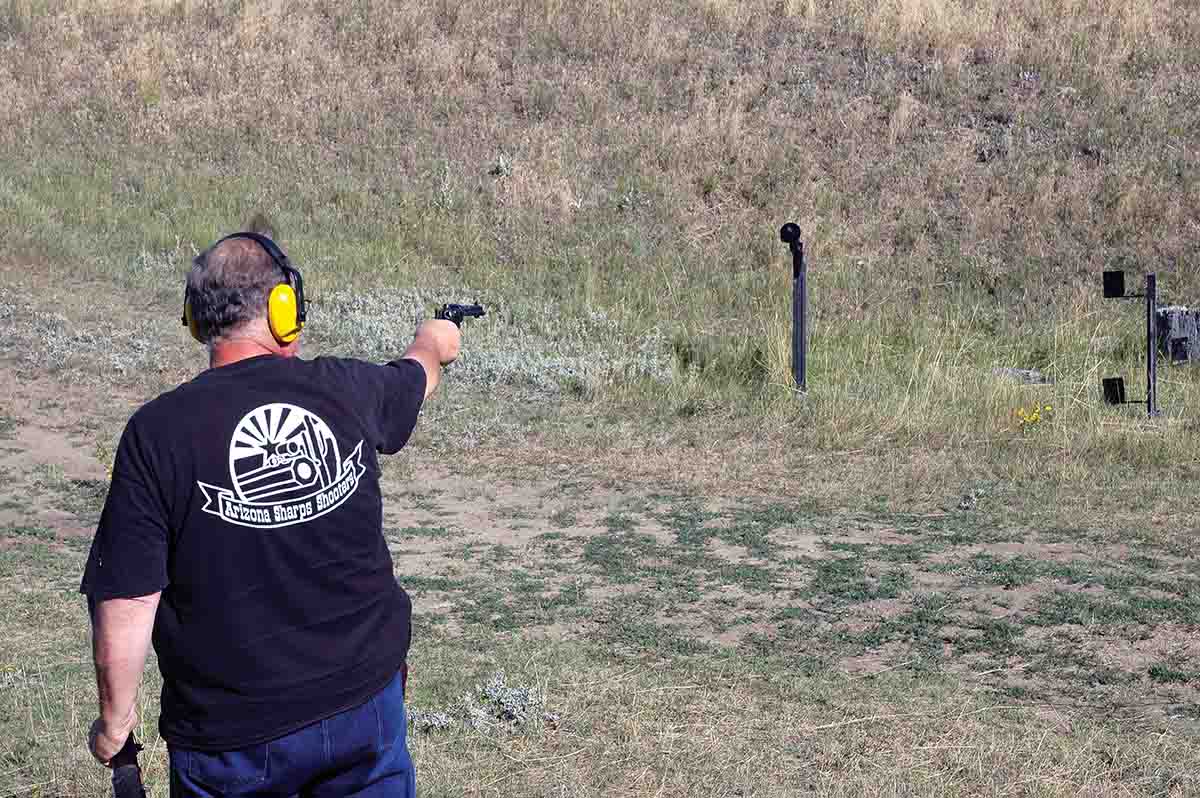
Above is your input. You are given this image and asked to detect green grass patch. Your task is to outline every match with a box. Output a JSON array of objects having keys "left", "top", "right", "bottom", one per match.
[
  {"left": 851, "top": 593, "right": 961, "bottom": 660},
  {"left": 1031, "top": 590, "right": 1200, "bottom": 627},
  {"left": 582, "top": 532, "right": 662, "bottom": 583},
  {"left": 954, "top": 617, "right": 1027, "bottom": 657},
  {"left": 963, "top": 553, "right": 1044, "bottom": 589},
  {"left": 388, "top": 525, "right": 461, "bottom": 541},
  {"left": 1148, "top": 663, "right": 1195, "bottom": 685},
  {"left": 401, "top": 574, "right": 474, "bottom": 593},
  {"left": 4, "top": 525, "right": 56, "bottom": 542},
  {"left": 601, "top": 512, "right": 637, "bottom": 533},
  {"left": 805, "top": 557, "right": 912, "bottom": 606}
]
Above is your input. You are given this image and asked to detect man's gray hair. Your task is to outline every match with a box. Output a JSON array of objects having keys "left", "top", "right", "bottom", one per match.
[{"left": 186, "top": 216, "right": 282, "bottom": 343}]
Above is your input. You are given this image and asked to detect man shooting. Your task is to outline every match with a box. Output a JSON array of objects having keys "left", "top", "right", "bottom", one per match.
[{"left": 80, "top": 222, "right": 461, "bottom": 796}]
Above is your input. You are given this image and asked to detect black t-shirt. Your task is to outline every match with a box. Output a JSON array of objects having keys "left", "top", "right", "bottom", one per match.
[{"left": 80, "top": 354, "right": 426, "bottom": 751}]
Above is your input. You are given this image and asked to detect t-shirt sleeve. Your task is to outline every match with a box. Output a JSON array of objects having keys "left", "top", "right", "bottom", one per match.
[
  {"left": 360, "top": 358, "right": 427, "bottom": 455},
  {"left": 79, "top": 415, "right": 170, "bottom": 601}
]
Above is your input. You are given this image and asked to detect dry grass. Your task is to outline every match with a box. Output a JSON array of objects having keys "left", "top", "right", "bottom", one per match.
[
  {"left": 4, "top": 532, "right": 1197, "bottom": 797},
  {"left": 405, "top": 634, "right": 1199, "bottom": 797},
  {"left": 0, "top": 0, "right": 1197, "bottom": 534}
]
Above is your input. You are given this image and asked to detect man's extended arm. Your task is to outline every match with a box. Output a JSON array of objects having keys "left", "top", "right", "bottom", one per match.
[
  {"left": 88, "top": 592, "right": 160, "bottom": 765},
  {"left": 401, "top": 319, "right": 462, "bottom": 398}
]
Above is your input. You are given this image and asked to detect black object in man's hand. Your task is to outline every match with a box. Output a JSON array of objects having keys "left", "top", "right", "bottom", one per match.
[
  {"left": 111, "top": 734, "right": 147, "bottom": 798},
  {"left": 434, "top": 303, "right": 486, "bottom": 327}
]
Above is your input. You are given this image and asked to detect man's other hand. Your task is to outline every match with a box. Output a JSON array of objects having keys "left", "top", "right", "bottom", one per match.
[{"left": 88, "top": 710, "right": 137, "bottom": 767}]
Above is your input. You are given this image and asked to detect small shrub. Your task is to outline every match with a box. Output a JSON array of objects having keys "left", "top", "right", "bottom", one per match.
[{"left": 409, "top": 670, "right": 559, "bottom": 735}]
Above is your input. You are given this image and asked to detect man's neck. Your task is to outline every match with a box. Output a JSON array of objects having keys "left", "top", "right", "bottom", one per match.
[{"left": 209, "top": 339, "right": 282, "bottom": 369}]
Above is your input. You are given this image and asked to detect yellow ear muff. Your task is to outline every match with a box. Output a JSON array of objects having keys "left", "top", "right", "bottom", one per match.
[{"left": 268, "top": 283, "right": 302, "bottom": 343}]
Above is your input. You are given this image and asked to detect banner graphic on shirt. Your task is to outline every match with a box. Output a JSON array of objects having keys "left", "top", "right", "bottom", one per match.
[{"left": 197, "top": 402, "right": 366, "bottom": 529}]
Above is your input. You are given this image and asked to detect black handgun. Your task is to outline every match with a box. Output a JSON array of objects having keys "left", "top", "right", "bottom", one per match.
[
  {"left": 111, "top": 734, "right": 147, "bottom": 798},
  {"left": 434, "top": 303, "right": 486, "bottom": 327}
]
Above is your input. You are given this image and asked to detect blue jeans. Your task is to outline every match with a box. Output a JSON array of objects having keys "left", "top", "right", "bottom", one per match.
[{"left": 169, "top": 669, "right": 415, "bottom": 797}]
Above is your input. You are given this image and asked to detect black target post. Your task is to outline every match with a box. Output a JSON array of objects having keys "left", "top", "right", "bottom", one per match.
[
  {"left": 782, "top": 223, "right": 807, "bottom": 392},
  {"left": 1146, "top": 273, "right": 1159, "bottom": 417},
  {"left": 780, "top": 223, "right": 806, "bottom": 392}
]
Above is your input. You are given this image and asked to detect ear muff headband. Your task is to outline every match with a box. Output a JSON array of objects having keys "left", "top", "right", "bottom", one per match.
[
  {"left": 182, "top": 297, "right": 203, "bottom": 343},
  {"left": 181, "top": 232, "right": 307, "bottom": 344}
]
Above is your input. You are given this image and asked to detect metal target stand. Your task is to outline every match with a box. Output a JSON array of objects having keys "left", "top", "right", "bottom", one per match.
[{"left": 1101, "top": 270, "right": 1160, "bottom": 418}]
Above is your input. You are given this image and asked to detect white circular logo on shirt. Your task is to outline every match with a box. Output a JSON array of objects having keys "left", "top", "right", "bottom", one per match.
[
  {"left": 229, "top": 403, "right": 341, "bottom": 503},
  {"left": 196, "top": 403, "right": 365, "bottom": 529}
]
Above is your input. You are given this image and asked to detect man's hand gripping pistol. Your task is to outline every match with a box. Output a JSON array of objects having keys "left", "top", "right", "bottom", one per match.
[
  {"left": 110, "top": 734, "right": 147, "bottom": 798},
  {"left": 434, "top": 303, "right": 486, "bottom": 327}
]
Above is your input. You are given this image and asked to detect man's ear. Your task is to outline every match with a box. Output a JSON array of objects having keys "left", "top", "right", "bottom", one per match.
[{"left": 246, "top": 212, "right": 276, "bottom": 239}]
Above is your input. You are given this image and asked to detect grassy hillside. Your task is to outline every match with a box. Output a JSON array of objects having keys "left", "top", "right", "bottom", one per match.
[{"left": 2, "top": 1, "right": 1200, "bottom": 499}]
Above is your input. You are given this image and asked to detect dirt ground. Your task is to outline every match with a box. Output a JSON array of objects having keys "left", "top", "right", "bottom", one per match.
[{"left": 4, "top": 355, "right": 1198, "bottom": 734}]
